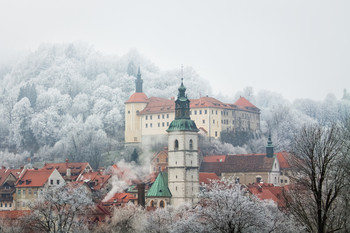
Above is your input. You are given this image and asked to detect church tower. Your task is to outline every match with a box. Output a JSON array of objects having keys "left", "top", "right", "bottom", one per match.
[
  {"left": 125, "top": 67, "right": 148, "bottom": 144},
  {"left": 167, "top": 80, "right": 200, "bottom": 207}
]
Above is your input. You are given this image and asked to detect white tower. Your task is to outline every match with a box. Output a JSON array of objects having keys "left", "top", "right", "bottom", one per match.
[{"left": 167, "top": 79, "right": 200, "bottom": 207}]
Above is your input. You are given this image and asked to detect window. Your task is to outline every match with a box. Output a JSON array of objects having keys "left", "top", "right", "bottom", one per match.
[
  {"left": 150, "top": 123, "right": 153, "bottom": 128},
  {"left": 28, "top": 188, "right": 32, "bottom": 195},
  {"left": 158, "top": 123, "right": 160, "bottom": 127},
  {"left": 57, "top": 180, "right": 60, "bottom": 185},
  {"left": 202, "top": 120, "right": 205, "bottom": 124},
  {"left": 174, "top": 140, "right": 179, "bottom": 151},
  {"left": 146, "top": 116, "right": 148, "bottom": 120},
  {"left": 166, "top": 158, "right": 168, "bottom": 162},
  {"left": 162, "top": 114, "right": 164, "bottom": 119},
  {"left": 162, "top": 122, "right": 165, "bottom": 127},
  {"left": 194, "top": 110, "right": 197, "bottom": 115},
  {"left": 285, "top": 179, "right": 287, "bottom": 183},
  {"left": 216, "top": 110, "right": 217, "bottom": 115},
  {"left": 9, "top": 203, "right": 11, "bottom": 207},
  {"left": 128, "top": 111, "right": 130, "bottom": 114},
  {"left": 167, "top": 114, "right": 169, "bottom": 118},
  {"left": 256, "top": 177, "right": 262, "bottom": 183},
  {"left": 190, "top": 111, "right": 192, "bottom": 115},
  {"left": 189, "top": 139, "right": 193, "bottom": 150},
  {"left": 176, "top": 186, "right": 177, "bottom": 191},
  {"left": 17, "top": 189, "right": 21, "bottom": 196},
  {"left": 146, "top": 123, "right": 148, "bottom": 128},
  {"left": 150, "top": 200, "right": 155, "bottom": 207},
  {"left": 150, "top": 115, "right": 153, "bottom": 120},
  {"left": 159, "top": 200, "right": 165, "bottom": 208},
  {"left": 50, "top": 180, "right": 53, "bottom": 185},
  {"left": 235, "top": 178, "right": 240, "bottom": 184},
  {"left": 281, "top": 179, "right": 283, "bottom": 183},
  {"left": 5, "top": 203, "right": 7, "bottom": 207},
  {"left": 158, "top": 115, "right": 160, "bottom": 119},
  {"left": 0, "top": 203, "right": 2, "bottom": 207},
  {"left": 213, "top": 120, "right": 215, "bottom": 123},
  {"left": 34, "top": 189, "right": 37, "bottom": 195},
  {"left": 199, "top": 110, "right": 202, "bottom": 114},
  {"left": 167, "top": 122, "right": 169, "bottom": 126},
  {"left": 215, "top": 131, "right": 217, "bottom": 137},
  {"left": 205, "top": 110, "right": 207, "bottom": 114}
]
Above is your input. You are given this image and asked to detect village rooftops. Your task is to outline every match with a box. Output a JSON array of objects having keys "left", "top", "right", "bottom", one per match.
[{"left": 43, "top": 160, "right": 92, "bottom": 180}]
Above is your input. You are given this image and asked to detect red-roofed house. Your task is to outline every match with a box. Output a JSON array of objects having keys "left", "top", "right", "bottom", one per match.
[
  {"left": 200, "top": 153, "right": 281, "bottom": 186},
  {"left": 247, "top": 183, "right": 286, "bottom": 207},
  {"left": 102, "top": 192, "right": 137, "bottom": 208},
  {"left": 151, "top": 148, "right": 168, "bottom": 173},
  {"left": 15, "top": 168, "right": 65, "bottom": 210},
  {"left": 125, "top": 69, "right": 260, "bottom": 144},
  {"left": 42, "top": 159, "right": 92, "bottom": 181},
  {"left": 275, "top": 151, "right": 293, "bottom": 186},
  {"left": 0, "top": 170, "right": 17, "bottom": 210}
]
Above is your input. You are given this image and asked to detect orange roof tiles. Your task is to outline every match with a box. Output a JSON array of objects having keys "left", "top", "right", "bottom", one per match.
[
  {"left": 275, "top": 151, "right": 291, "bottom": 169},
  {"left": 137, "top": 95, "right": 260, "bottom": 115},
  {"left": 104, "top": 192, "right": 137, "bottom": 203},
  {"left": 78, "top": 171, "right": 111, "bottom": 190},
  {"left": 16, "top": 169, "right": 54, "bottom": 187},
  {"left": 43, "top": 161, "right": 90, "bottom": 180},
  {"left": 0, "top": 170, "right": 13, "bottom": 186},
  {"left": 126, "top": 92, "right": 149, "bottom": 103},
  {"left": 247, "top": 183, "right": 286, "bottom": 207},
  {"left": 234, "top": 96, "right": 258, "bottom": 108},
  {"left": 0, "top": 210, "right": 31, "bottom": 220},
  {"left": 199, "top": 172, "right": 220, "bottom": 184},
  {"left": 203, "top": 155, "right": 227, "bottom": 163}
]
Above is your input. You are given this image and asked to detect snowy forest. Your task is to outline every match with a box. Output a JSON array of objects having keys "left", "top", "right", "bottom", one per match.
[{"left": 0, "top": 43, "right": 349, "bottom": 168}]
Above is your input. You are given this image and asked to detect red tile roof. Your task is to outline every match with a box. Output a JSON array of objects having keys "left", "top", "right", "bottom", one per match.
[
  {"left": 234, "top": 96, "right": 257, "bottom": 108},
  {"left": 0, "top": 168, "right": 24, "bottom": 179},
  {"left": 137, "top": 96, "right": 260, "bottom": 115},
  {"left": 200, "top": 154, "right": 275, "bottom": 175},
  {"left": 126, "top": 92, "right": 149, "bottom": 103},
  {"left": 0, "top": 210, "right": 31, "bottom": 220},
  {"left": 247, "top": 183, "right": 286, "bottom": 207},
  {"left": 104, "top": 192, "right": 137, "bottom": 203},
  {"left": 16, "top": 169, "right": 54, "bottom": 187},
  {"left": 199, "top": 172, "right": 220, "bottom": 184},
  {"left": 203, "top": 155, "right": 227, "bottom": 163},
  {"left": 0, "top": 170, "right": 12, "bottom": 186},
  {"left": 275, "top": 151, "right": 291, "bottom": 169},
  {"left": 43, "top": 161, "right": 90, "bottom": 180},
  {"left": 78, "top": 171, "right": 111, "bottom": 190}
]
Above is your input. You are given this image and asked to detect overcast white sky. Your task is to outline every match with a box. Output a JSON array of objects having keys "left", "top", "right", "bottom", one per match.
[{"left": 0, "top": 0, "right": 349, "bottom": 101}]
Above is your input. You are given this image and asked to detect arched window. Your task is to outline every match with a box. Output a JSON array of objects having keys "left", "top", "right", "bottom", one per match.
[
  {"left": 150, "top": 200, "right": 155, "bottom": 207},
  {"left": 189, "top": 139, "right": 193, "bottom": 150},
  {"left": 159, "top": 200, "right": 165, "bottom": 208},
  {"left": 174, "top": 140, "right": 179, "bottom": 151},
  {"left": 256, "top": 176, "right": 262, "bottom": 183}
]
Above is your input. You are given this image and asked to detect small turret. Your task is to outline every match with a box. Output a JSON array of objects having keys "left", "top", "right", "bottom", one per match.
[
  {"left": 135, "top": 67, "right": 143, "bottom": 93},
  {"left": 266, "top": 132, "right": 274, "bottom": 158}
]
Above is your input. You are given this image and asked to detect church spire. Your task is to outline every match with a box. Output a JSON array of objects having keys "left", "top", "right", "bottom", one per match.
[
  {"left": 266, "top": 132, "right": 274, "bottom": 158},
  {"left": 167, "top": 78, "right": 198, "bottom": 132},
  {"left": 135, "top": 66, "right": 143, "bottom": 93}
]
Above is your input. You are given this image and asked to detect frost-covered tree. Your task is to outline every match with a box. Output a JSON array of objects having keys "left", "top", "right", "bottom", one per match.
[
  {"left": 285, "top": 124, "right": 350, "bottom": 233},
  {"left": 21, "top": 184, "right": 93, "bottom": 233}
]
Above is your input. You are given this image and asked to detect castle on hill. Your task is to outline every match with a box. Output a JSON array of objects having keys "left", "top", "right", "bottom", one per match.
[{"left": 125, "top": 68, "right": 261, "bottom": 145}]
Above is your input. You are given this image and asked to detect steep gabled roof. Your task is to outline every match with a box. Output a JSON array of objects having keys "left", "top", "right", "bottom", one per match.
[
  {"left": 16, "top": 169, "right": 55, "bottom": 187},
  {"left": 234, "top": 96, "right": 258, "bottom": 108},
  {"left": 146, "top": 172, "right": 172, "bottom": 197},
  {"left": 78, "top": 171, "right": 111, "bottom": 190},
  {"left": 275, "top": 151, "right": 292, "bottom": 169},
  {"left": 105, "top": 192, "right": 137, "bottom": 203},
  {"left": 126, "top": 92, "right": 149, "bottom": 103},
  {"left": 0, "top": 170, "right": 15, "bottom": 186},
  {"left": 43, "top": 161, "right": 91, "bottom": 180}
]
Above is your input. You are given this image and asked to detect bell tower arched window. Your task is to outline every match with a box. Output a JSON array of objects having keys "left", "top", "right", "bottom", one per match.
[
  {"left": 174, "top": 140, "right": 179, "bottom": 151},
  {"left": 189, "top": 139, "right": 193, "bottom": 150}
]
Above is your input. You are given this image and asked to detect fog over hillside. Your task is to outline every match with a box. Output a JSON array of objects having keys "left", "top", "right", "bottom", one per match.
[{"left": 0, "top": 43, "right": 349, "bottom": 168}]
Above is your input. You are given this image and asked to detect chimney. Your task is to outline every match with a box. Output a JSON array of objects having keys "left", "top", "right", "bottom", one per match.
[
  {"left": 137, "top": 183, "right": 146, "bottom": 208},
  {"left": 67, "top": 168, "right": 71, "bottom": 177}
]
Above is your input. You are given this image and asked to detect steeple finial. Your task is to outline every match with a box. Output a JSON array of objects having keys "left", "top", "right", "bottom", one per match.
[{"left": 135, "top": 66, "right": 143, "bottom": 93}]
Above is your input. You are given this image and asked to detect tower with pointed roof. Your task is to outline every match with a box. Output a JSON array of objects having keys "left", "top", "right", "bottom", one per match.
[
  {"left": 166, "top": 80, "right": 200, "bottom": 207},
  {"left": 266, "top": 132, "right": 274, "bottom": 158},
  {"left": 125, "top": 67, "right": 148, "bottom": 144}
]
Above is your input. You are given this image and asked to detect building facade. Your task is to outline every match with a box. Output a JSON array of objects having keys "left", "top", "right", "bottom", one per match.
[{"left": 125, "top": 69, "right": 260, "bottom": 144}]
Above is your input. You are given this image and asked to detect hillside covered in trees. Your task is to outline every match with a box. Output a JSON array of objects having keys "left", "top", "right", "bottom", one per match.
[{"left": 0, "top": 43, "right": 349, "bottom": 168}]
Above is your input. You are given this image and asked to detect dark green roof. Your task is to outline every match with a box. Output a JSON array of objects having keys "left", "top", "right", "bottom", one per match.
[
  {"left": 166, "top": 119, "right": 199, "bottom": 132},
  {"left": 146, "top": 172, "right": 172, "bottom": 197}
]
